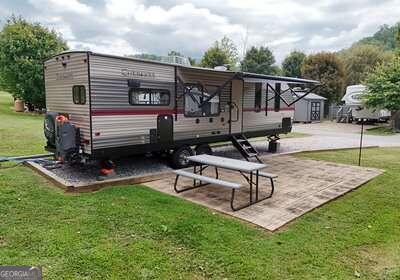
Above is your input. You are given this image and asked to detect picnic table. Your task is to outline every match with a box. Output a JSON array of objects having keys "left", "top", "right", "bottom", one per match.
[{"left": 173, "top": 154, "right": 277, "bottom": 211}]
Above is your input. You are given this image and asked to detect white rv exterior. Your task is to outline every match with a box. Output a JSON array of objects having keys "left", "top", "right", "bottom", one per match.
[
  {"left": 342, "top": 85, "right": 390, "bottom": 122},
  {"left": 44, "top": 51, "right": 319, "bottom": 165}
]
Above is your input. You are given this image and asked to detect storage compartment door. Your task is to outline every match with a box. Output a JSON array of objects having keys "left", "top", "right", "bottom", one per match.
[{"left": 157, "top": 114, "right": 173, "bottom": 143}]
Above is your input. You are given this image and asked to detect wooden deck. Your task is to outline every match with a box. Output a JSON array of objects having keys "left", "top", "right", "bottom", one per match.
[{"left": 145, "top": 155, "right": 383, "bottom": 231}]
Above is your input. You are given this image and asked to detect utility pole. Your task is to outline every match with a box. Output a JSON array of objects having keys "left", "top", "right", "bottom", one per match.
[{"left": 358, "top": 119, "right": 366, "bottom": 166}]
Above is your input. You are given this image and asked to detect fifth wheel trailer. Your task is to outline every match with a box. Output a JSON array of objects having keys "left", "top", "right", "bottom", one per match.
[
  {"left": 341, "top": 85, "right": 391, "bottom": 123},
  {"left": 43, "top": 51, "right": 320, "bottom": 168}
]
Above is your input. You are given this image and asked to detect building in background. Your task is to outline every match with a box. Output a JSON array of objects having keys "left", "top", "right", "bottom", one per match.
[{"left": 293, "top": 92, "right": 326, "bottom": 123}]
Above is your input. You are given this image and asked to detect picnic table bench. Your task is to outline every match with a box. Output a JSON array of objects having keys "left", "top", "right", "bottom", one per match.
[{"left": 173, "top": 154, "right": 277, "bottom": 211}]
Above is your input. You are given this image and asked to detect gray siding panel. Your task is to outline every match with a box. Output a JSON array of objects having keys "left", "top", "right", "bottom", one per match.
[
  {"left": 174, "top": 68, "right": 232, "bottom": 140},
  {"left": 90, "top": 54, "right": 175, "bottom": 82},
  {"left": 91, "top": 77, "right": 174, "bottom": 109},
  {"left": 44, "top": 53, "right": 91, "bottom": 154},
  {"left": 242, "top": 82, "right": 290, "bottom": 132},
  {"left": 89, "top": 54, "right": 175, "bottom": 149}
]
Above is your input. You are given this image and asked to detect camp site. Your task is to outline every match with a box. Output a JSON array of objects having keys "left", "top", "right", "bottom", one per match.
[{"left": 0, "top": 1, "right": 400, "bottom": 279}]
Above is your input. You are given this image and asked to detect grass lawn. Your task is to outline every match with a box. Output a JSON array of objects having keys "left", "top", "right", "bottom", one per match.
[
  {"left": 0, "top": 91, "right": 399, "bottom": 279},
  {"left": 365, "top": 126, "right": 397, "bottom": 136},
  {"left": 0, "top": 91, "right": 45, "bottom": 156}
]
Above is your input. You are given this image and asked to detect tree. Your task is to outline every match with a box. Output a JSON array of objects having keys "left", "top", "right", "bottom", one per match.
[
  {"left": 200, "top": 36, "right": 238, "bottom": 69},
  {"left": 0, "top": 16, "right": 68, "bottom": 109},
  {"left": 301, "top": 52, "right": 345, "bottom": 111},
  {"left": 188, "top": 57, "right": 196, "bottom": 66},
  {"left": 241, "top": 46, "right": 278, "bottom": 75},
  {"left": 282, "top": 51, "right": 306, "bottom": 77},
  {"left": 397, "top": 28, "right": 400, "bottom": 44},
  {"left": 358, "top": 23, "right": 400, "bottom": 50},
  {"left": 365, "top": 53, "right": 400, "bottom": 131},
  {"left": 132, "top": 53, "right": 162, "bottom": 61},
  {"left": 396, "top": 24, "right": 400, "bottom": 51},
  {"left": 200, "top": 47, "right": 229, "bottom": 69},
  {"left": 220, "top": 36, "right": 238, "bottom": 66},
  {"left": 339, "top": 44, "right": 393, "bottom": 86}
]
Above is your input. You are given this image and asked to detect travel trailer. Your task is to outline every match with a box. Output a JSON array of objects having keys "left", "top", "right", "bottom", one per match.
[
  {"left": 340, "top": 85, "right": 390, "bottom": 123},
  {"left": 43, "top": 51, "right": 319, "bottom": 168}
]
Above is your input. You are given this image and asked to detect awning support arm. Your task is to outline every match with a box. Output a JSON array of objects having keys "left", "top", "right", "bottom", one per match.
[
  {"left": 266, "top": 83, "right": 321, "bottom": 107},
  {"left": 199, "top": 73, "right": 239, "bottom": 106}
]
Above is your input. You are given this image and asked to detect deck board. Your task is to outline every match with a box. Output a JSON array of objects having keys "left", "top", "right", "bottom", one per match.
[{"left": 145, "top": 155, "right": 383, "bottom": 231}]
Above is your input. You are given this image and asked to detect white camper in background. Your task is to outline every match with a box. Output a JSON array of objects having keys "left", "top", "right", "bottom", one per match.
[
  {"left": 43, "top": 51, "right": 320, "bottom": 168},
  {"left": 341, "top": 85, "right": 390, "bottom": 123}
]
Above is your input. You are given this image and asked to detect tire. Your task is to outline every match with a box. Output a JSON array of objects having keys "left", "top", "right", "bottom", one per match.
[
  {"left": 195, "top": 144, "right": 213, "bottom": 155},
  {"left": 171, "top": 146, "right": 194, "bottom": 169},
  {"left": 44, "top": 112, "right": 58, "bottom": 146}
]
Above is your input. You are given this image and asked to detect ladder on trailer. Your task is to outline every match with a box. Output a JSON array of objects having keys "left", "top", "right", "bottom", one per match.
[
  {"left": 231, "top": 135, "right": 263, "bottom": 163},
  {"left": 336, "top": 106, "right": 353, "bottom": 123}
]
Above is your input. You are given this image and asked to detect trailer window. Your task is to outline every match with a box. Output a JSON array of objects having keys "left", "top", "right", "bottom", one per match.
[
  {"left": 255, "top": 83, "right": 262, "bottom": 112},
  {"left": 184, "top": 85, "right": 220, "bottom": 117},
  {"left": 129, "top": 88, "right": 170, "bottom": 105},
  {"left": 72, "top": 85, "right": 86, "bottom": 105},
  {"left": 274, "top": 83, "right": 281, "bottom": 112}
]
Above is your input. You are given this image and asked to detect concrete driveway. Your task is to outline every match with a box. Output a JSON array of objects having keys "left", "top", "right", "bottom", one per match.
[{"left": 283, "top": 121, "right": 400, "bottom": 153}]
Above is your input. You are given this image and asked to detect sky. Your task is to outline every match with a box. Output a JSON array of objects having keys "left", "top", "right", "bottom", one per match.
[{"left": 0, "top": 0, "right": 399, "bottom": 64}]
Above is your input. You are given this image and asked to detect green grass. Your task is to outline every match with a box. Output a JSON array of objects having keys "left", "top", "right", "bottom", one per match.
[
  {"left": 365, "top": 126, "right": 396, "bottom": 136},
  {"left": 0, "top": 91, "right": 400, "bottom": 279},
  {"left": 0, "top": 91, "right": 45, "bottom": 156}
]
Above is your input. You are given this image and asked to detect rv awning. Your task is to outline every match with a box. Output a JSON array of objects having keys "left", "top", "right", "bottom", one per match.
[
  {"left": 240, "top": 73, "right": 321, "bottom": 107},
  {"left": 241, "top": 72, "right": 321, "bottom": 85}
]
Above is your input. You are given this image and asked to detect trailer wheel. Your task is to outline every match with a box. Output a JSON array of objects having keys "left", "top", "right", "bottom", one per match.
[
  {"left": 171, "top": 146, "right": 194, "bottom": 169},
  {"left": 44, "top": 112, "right": 58, "bottom": 146},
  {"left": 195, "top": 144, "right": 213, "bottom": 155}
]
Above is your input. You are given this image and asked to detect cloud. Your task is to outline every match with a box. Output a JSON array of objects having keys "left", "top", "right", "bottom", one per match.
[
  {"left": 0, "top": 0, "right": 399, "bottom": 64},
  {"left": 29, "top": 0, "right": 92, "bottom": 15}
]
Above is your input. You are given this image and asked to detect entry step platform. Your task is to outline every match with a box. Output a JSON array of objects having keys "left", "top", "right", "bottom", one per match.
[{"left": 231, "top": 134, "right": 262, "bottom": 163}]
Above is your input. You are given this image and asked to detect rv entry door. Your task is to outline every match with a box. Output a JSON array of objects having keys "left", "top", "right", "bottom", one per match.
[
  {"left": 157, "top": 114, "right": 173, "bottom": 143},
  {"left": 230, "top": 79, "right": 243, "bottom": 134}
]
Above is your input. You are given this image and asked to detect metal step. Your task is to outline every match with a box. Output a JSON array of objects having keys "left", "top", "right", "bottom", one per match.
[{"left": 231, "top": 135, "right": 262, "bottom": 163}]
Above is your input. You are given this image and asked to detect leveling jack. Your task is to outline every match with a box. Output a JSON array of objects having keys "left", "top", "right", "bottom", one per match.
[{"left": 97, "top": 159, "right": 116, "bottom": 181}]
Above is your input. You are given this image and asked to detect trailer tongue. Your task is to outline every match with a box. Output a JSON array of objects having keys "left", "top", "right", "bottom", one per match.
[{"left": 0, "top": 153, "right": 54, "bottom": 163}]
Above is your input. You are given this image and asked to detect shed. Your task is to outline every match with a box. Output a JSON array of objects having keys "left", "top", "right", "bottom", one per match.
[{"left": 293, "top": 92, "right": 327, "bottom": 122}]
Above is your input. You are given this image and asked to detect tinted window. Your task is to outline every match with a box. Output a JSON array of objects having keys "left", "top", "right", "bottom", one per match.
[
  {"left": 184, "top": 84, "right": 220, "bottom": 117},
  {"left": 129, "top": 88, "right": 170, "bottom": 105},
  {"left": 255, "top": 83, "right": 262, "bottom": 112},
  {"left": 72, "top": 85, "right": 86, "bottom": 105},
  {"left": 274, "top": 83, "right": 281, "bottom": 112}
]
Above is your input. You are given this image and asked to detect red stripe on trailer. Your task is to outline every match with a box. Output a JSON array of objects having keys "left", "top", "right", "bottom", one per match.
[
  {"left": 269, "top": 107, "right": 295, "bottom": 111},
  {"left": 92, "top": 109, "right": 184, "bottom": 116},
  {"left": 242, "top": 107, "right": 295, "bottom": 112},
  {"left": 92, "top": 107, "right": 294, "bottom": 116}
]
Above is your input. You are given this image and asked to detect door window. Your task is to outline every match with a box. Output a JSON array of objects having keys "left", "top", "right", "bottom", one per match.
[
  {"left": 274, "top": 83, "right": 281, "bottom": 112},
  {"left": 184, "top": 84, "right": 220, "bottom": 117},
  {"left": 254, "top": 83, "right": 262, "bottom": 112}
]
